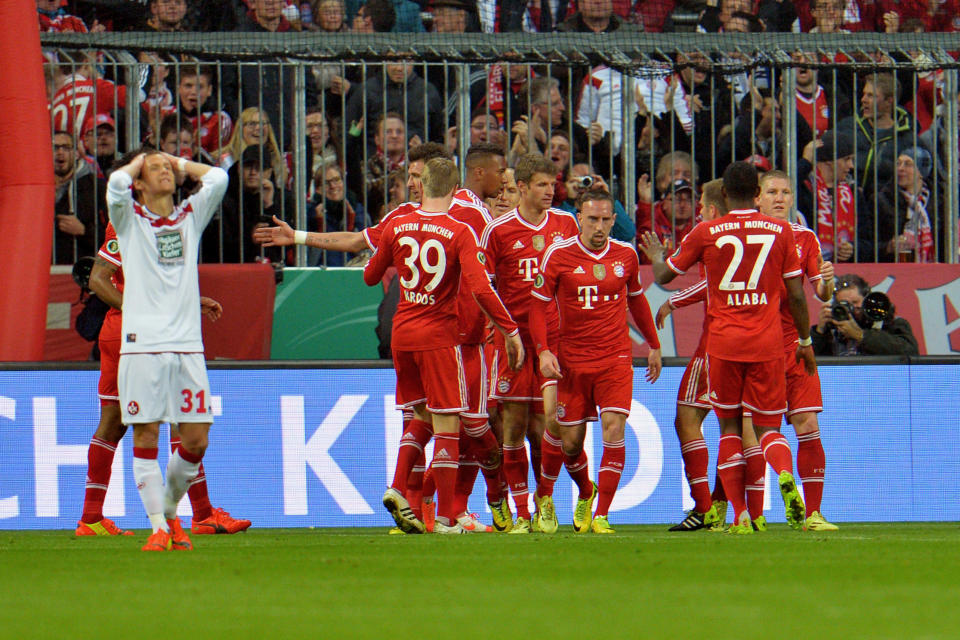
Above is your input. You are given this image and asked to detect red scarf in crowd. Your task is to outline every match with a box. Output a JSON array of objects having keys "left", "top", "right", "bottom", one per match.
[
  {"left": 814, "top": 168, "right": 855, "bottom": 260},
  {"left": 899, "top": 186, "right": 934, "bottom": 263}
]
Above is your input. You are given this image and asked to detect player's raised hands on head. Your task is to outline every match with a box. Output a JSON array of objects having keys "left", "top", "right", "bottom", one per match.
[
  {"left": 638, "top": 231, "right": 667, "bottom": 262},
  {"left": 538, "top": 349, "right": 562, "bottom": 379},
  {"left": 253, "top": 215, "right": 295, "bottom": 247},
  {"left": 505, "top": 333, "right": 525, "bottom": 371},
  {"left": 645, "top": 348, "right": 662, "bottom": 383},
  {"left": 655, "top": 301, "right": 673, "bottom": 330}
]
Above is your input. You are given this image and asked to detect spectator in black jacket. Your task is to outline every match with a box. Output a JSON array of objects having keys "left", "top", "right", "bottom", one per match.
[
  {"left": 811, "top": 274, "right": 919, "bottom": 356},
  {"left": 53, "top": 131, "right": 105, "bottom": 265}
]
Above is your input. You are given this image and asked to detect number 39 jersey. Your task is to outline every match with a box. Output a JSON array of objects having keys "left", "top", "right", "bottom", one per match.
[
  {"left": 533, "top": 237, "right": 645, "bottom": 368},
  {"left": 363, "top": 208, "right": 515, "bottom": 351},
  {"left": 666, "top": 208, "right": 802, "bottom": 362}
]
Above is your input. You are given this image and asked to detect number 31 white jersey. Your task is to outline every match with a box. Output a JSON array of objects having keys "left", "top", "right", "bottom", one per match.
[{"left": 106, "top": 168, "right": 228, "bottom": 354}]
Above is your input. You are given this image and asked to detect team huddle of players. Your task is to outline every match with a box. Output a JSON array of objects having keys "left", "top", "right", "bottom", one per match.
[
  {"left": 76, "top": 140, "right": 837, "bottom": 544},
  {"left": 260, "top": 143, "right": 838, "bottom": 534}
]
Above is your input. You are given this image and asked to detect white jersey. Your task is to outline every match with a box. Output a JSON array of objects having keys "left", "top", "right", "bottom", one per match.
[{"left": 106, "top": 168, "right": 228, "bottom": 354}]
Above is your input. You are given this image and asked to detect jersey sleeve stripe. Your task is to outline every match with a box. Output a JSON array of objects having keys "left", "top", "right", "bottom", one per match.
[
  {"left": 97, "top": 251, "right": 121, "bottom": 267},
  {"left": 666, "top": 257, "right": 685, "bottom": 275},
  {"left": 479, "top": 210, "right": 513, "bottom": 248},
  {"left": 531, "top": 291, "right": 551, "bottom": 301},
  {"left": 784, "top": 268, "right": 803, "bottom": 278}
]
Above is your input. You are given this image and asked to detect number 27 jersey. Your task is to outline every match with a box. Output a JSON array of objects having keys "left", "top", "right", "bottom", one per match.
[{"left": 666, "top": 209, "right": 802, "bottom": 362}]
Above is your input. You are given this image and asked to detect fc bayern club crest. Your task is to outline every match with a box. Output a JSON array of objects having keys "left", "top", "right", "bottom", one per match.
[
  {"left": 593, "top": 264, "right": 606, "bottom": 280},
  {"left": 497, "top": 378, "right": 511, "bottom": 394},
  {"left": 127, "top": 401, "right": 140, "bottom": 415},
  {"left": 557, "top": 404, "right": 566, "bottom": 419},
  {"left": 613, "top": 262, "right": 625, "bottom": 278}
]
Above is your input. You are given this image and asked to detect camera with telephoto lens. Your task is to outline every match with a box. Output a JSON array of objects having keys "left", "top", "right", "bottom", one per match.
[
  {"left": 574, "top": 175, "right": 594, "bottom": 189},
  {"left": 831, "top": 300, "right": 855, "bottom": 322},
  {"left": 861, "top": 291, "right": 892, "bottom": 323}
]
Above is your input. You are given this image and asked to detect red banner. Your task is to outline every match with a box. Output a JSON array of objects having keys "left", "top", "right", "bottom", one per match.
[
  {"left": 631, "top": 264, "right": 960, "bottom": 357},
  {"left": 43, "top": 264, "right": 276, "bottom": 361}
]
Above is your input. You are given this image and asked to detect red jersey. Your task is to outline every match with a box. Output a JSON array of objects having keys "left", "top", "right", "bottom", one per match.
[
  {"left": 362, "top": 201, "right": 417, "bottom": 250},
  {"left": 533, "top": 237, "right": 650, "bottom": 368},
  {"left": 159, "top": 105, "right": 234, "bottom": 154},
  {"left": 51, "top": 74, "right": 126, "bottom": 138},
  {"left": 449, "top": 188, "right": 493, "bottom": 345},
  {"left": 796, "top": 86, "right": 831, "bottom": 138},
  {"left": 39, "top": 12, "right": 88, "bottom": 32},
  {"left": 97, "top": 223, "right": 124, "bottom": 339},
  {"left": 363, "top": 208, "right": 516, "bottom": 351},
  {"left": 480, "top": 207, "right": 580, "bottom": 346},
  {"left": 668, "top": 276, "right": 709, "bottom": 356},
  {"left": 666, "top": 209, "right": 802, "bottom": 362},
  {"left": 780, "top": 223, "right": 823, "bottom": 347}
]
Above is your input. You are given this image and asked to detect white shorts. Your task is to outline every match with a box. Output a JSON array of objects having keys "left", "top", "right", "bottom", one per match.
[{"left": 118, "top": 352, "right": 213, "bottom": 425}]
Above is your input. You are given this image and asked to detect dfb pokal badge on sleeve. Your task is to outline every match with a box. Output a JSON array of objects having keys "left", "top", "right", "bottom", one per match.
[
  {"left": 593, "top": 264, "right": 606, "bottom": 280},
  {"left": 532, "top": 235, "right": 545, "bottom": 251}
]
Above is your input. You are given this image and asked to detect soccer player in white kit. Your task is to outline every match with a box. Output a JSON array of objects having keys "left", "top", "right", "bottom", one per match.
[{"left": 106, "top": 148, "right": 228, "bottom": 551}]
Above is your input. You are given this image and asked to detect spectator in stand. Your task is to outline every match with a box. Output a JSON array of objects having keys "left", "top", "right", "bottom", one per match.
[
  {"left": 865, "top": 146, "right": 944, "bottom": 262},
  {"left": 306, "top": 107, "right": 341, "bottom": 198},
  {"left": 635, "top": 177, "right": 697, "bottom": 262},
  {"left": 52, "top": 131, "right": 105, "bottom": 265},
  {"left": 315, "top": 0, "right": 349, "bottom": 30},
  {"left": 547, "top": 129, "right": 573, "bottom": 205},
  {"left": 225, "top": 0, "right": 319, "bottom": 145},
  {"left": 480, "top": 63, "right": 532, "bottom": 126},
  {"left": 717, "top": 87, "right": 813, "bottom": 175},
  {"left": 797, "top": 130, "right": 858, "bottom": 262},
  {"left": 348, "top": 112, "right": 408, "bottom": 218},
  {"left": 757, "top": 0, "right": 799, "bottom": 31},
  {"left": 208, "top": 145, "right": 288, "bottom": 263},
  {"left": 37, "top": 0, "right": 103, "bottom": 32},
  {"left": 556, "top": 1, "right": 637, "bottom": 104},
  {"left": 306, "top": 164, "right": 369, "bottom": 266},
  {"left": 158, "top": 114, "right": 197, "bottom": 160},
  {"left": 793, "top": 51, "right": 853, "bottom": 139},
  {"left": 559, "top": 162, "right": 636, "bottom": 243},
  {"left": 878, "top": 0, "right": 960, "bottom": 32},
  {"left": 343, "top": 62, "right": 443, "bottom": 157},
  {"left": 215, "top": 107, "right": 287, "bottom": 186},
  {"left": 50, "top": 52, "right": 126, "bottom": 140},
  {"left": 351, "top": 0, "right": 397, "bottom": 31},
  {"left": 143, "top": 0, "right": 187, "bottom": 30},
  {"left": 836, "top": 72, "right": 917, "bottom": 193},
  {"left": 82, "top": 115, "right": 118, "bottom": 178},
  {"left": 446, "top": 111, "right": 508, "bottom": 156},
  {"left": 432, "top": 0, "right": 478, "bottom": 32},
  {"left": 797, "top": 0, "right": 879, "bottom": 32},
  {"left": 478, "top": 0, "right": 574, "bottom": 32},
  {"left": 159, "top": 66, "right": 233, "bottom": 158},
  {"left": 697, "top": 0, "right": 752, "bottom": 32}
]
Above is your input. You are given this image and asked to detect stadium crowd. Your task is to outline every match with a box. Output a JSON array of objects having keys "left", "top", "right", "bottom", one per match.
[{"left": 43, "top": 0, "right": 959, "bottom": 269}]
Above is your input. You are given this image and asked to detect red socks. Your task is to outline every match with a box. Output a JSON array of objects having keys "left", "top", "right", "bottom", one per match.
[
  {"left": 744, "top": 444, "right": 765, "bottom": 521},
  {"left": 797, "top": 430, "right": 825, "bottom": 516},
  {"left": 760, "top": 430, "right": 794, "bottom": 476},
  {"left": 431, "top": 433, "right": 460, "bottom": 525},
  {"left": 564, "top": 449, "right": 593, "bottom": 500},
  {"left": 717, "top": 434, "right": 747, "bottom": 520},
  {"left": 171, "top": 438, "right": 212, "bottom": 521},
  {"left": 594, "top": 439, "right": 625, "bottom": 518},
  {"left": 535, "top": 431, "right": 564, "bottom": 499},
  {"left": 391, "top": 418, "right": 433, "bottom": 494},
  {"left": 679, "top": 438, "right": 712, "bottom": 514},
  {"left": 80, "top": 437, "right": 119, "bottom": 524},
  {"left": 502, "top": 443, "right": 530, "bottom": 519}
]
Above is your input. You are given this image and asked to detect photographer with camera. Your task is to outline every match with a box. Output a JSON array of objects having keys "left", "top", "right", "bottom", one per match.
[
  {"left": 812, "top": 274, "right": 919, "bottom": 356},
  {"left": 558, "top": 161, "right": 636, "bottom": 243}
]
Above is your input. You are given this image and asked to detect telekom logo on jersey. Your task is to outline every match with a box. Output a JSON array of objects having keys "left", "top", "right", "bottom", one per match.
[{"left": 517, "top": 257, "right": 539, "bottom": 281}]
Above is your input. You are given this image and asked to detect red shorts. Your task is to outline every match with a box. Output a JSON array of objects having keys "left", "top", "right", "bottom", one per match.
[
  {"left": 556, "top": 363, "right": 633, "bottom": 426},
  {"left": 98, "top": 336, "right": 120, "bottom": 406},
  {"left": 706, "top": 354, "right": 786, "bottom": 427},
  {"left": 393, "top": 346, "right": 467, "bottom": 414},
  {"left": 677, "top": 354, "right": 710, "bottom": 409},
  {"left": 783, "top": 346, "right": 823, "bottom": 417},
  {"left": 460, "top": 343, "right": 489, "bottom": 420},
  {"left": 491, "top": 344, "right": 553, "bottom": 414}
]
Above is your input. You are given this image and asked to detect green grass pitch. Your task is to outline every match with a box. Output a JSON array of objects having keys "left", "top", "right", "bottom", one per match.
[{"left": 1, "top": 524, "right": 958, "bottom": 639}]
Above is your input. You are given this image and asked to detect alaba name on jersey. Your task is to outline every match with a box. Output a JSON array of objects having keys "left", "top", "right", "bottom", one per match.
[
  {"left": 480, "top": 207, "right": 580, "bottom": 345},
  {"left": 533, "top": 237, "right": 645, "bottom": 367},
  {"left": 106, "top": 168, "right": 228, "bottom": 354},
  {"left": 780, "top": 223, "right": 824, "bottom": 347},
  {"left": 667, "top": 209, "right": 802, "bottom": 362},
  {"left": 363, "top": 208, "right": 506, "bottom": 351},
  {"left": 51, "top": 74, "right": 126, "bottom": 138}
]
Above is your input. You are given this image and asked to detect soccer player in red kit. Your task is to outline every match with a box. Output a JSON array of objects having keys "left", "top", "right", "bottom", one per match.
[
  {"left": 480, "top": 153, "right": 595, "bottom": 535},
  {"left": 756, "top": 170, "right": 838, "bottom": 531},
  {"left": 643, "top": 161, "right": 816, "bottom": 534},
  {"left": 643, "top": 179, "right": 730, "bottom": 531},
  {"left": 529, "top": 190, "right": 662, "bottom": 533},
  {"left": 76, "top": 221, "right": 251, "bottom": 536},
  {"left": 363, "top": 158, "right": 523, "bottom": 534}
]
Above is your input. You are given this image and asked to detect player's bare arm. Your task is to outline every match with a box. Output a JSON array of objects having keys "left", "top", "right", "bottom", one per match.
[
  {"left": 504, "top": 333, "right": 525, "bottom": 372},
  {"left": 253, "top": 215, "right": 366, "bottom": 252},
  {"left": 88, "top": 257, "right": 122, "bottom": 310},
  {"left": 627, "top": 292, "right": 662, "bottom": 383},
  {"left": 816, "top": 256, "right": 835, "bottom": 301},
  {"left": 200, "top": 297, "right": 222, "bottom": 323},
  {"left": 645, "top": 348, "right": 662, "bottom": 383},
  {"left": 639, "top": 231, "right": 676, "bottom": 285},
  {"left": 160, "top": 151, "right": 214, "bottom": 180},
  {"left": 786, "top": 275, "right": 817, "bottom": 375},
  {"left": 655, "top": 301, "right": 673, "bottom": 330}
]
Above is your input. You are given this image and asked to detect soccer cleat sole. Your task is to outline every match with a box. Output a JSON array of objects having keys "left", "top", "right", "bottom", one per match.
[{"left": 383, "top": 489, "right": 425, "bottom": 534}]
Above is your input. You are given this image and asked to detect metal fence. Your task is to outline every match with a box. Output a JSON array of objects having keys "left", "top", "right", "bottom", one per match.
[{"left": 42, "top": 32, "right": 960, "bottom": 266}]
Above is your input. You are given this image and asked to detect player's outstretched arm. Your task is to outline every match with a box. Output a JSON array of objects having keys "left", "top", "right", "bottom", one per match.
[
  {"left": 639, "top": 231, "right": 677, "bottom": 285},
  {"left": 786, "top": 275, "right": 816, "bottom": 375},
  {"left": 252, "top": 215, "right": 367, "bottom": 252}
]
